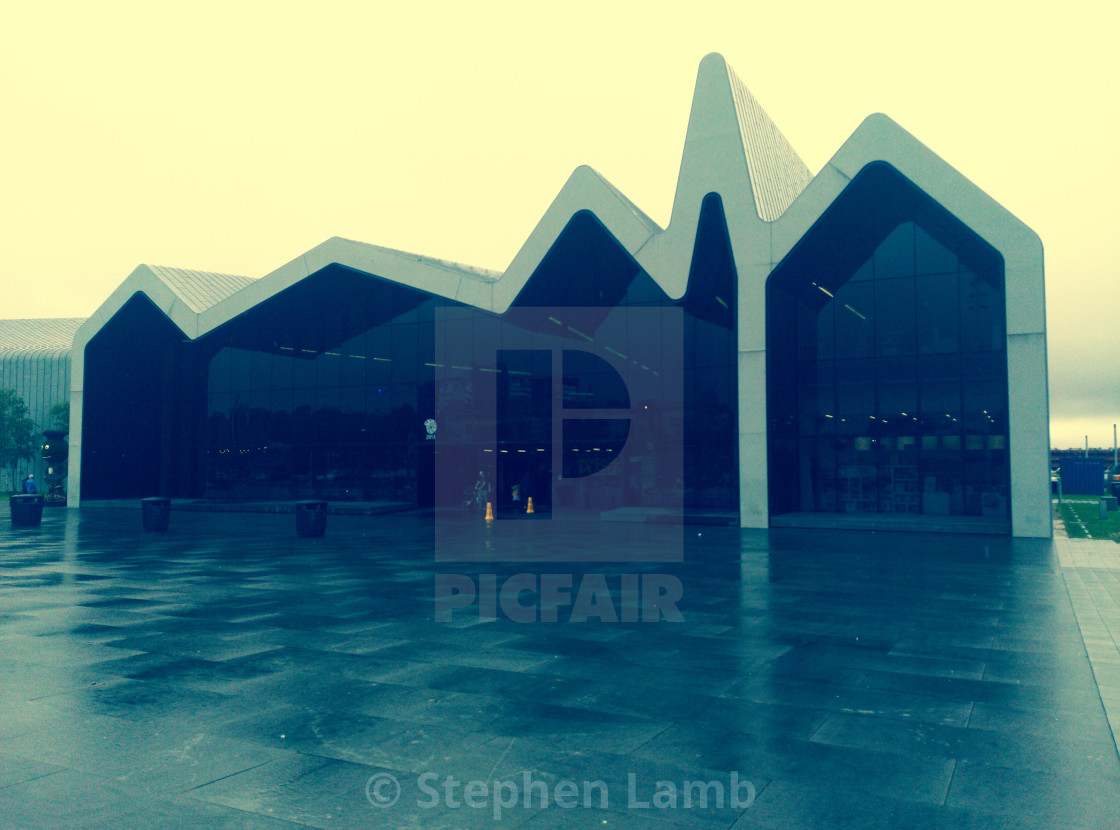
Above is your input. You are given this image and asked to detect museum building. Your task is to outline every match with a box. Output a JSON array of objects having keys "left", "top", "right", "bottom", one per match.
[{"left": 66, "top": 54, "right": 1050, "bottom": 537}]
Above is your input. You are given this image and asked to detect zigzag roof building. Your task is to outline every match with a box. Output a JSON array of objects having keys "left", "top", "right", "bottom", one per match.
[{"left": 68, "top": 54, "right": 1049, "bottom": 537}]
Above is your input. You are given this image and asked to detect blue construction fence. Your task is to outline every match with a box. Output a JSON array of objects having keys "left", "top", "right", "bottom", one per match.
[{"left": 1058, "top": 458, "right": 1111, "bottom": 496}]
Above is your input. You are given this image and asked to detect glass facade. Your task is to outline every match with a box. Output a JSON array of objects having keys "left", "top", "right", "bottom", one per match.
[
  {"left": 768, "top": 163, "right": 1009, "bottom": 519},
  {"left": 201, "top": 197, "right": 740, "bottom": 515},
  {"left": 205, "top": 297, "right": 440, "bottom": 503},
  {"left": 80, "top": 166, "right": 1019, "bottom": 528}
]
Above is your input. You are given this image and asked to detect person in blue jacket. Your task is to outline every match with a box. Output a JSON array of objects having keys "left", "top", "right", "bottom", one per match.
[{"left": 22, "top": 474, "right": 36, "bottom": 494}]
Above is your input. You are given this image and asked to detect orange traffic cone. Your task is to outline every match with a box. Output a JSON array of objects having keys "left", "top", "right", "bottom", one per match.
[
  {"left": 526, "top": 497, "right": 534, "bottom": 515},
  {"left": 484, "top": 501, "right": 494, "bottom": 521}
]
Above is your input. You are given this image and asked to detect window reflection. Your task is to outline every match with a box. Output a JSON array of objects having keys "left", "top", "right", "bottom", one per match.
[
  {"left": 202, "top": 195, "right": 741, "bottom": 514},
  {"left": 768, "top": 164, "right": 1009, "bottom": 521}
]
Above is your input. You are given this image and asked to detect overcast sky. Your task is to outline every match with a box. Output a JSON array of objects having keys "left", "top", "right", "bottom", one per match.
[{"left": 2, "top": 1, "right": 1117, "bottom": 450}]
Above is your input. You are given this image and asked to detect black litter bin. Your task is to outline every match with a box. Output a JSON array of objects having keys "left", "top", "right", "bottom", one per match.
[
  {"left": 10, "top": 494, "right": 45, "bottom": 528},
  {"left": 141, "top": 497, "right": 171, "bottom": 532},
  {"left": 296, "top": 500, "right": 328, "bottom": 537}
]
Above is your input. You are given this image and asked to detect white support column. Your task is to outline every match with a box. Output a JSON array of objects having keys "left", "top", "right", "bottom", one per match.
[{"left": 1008, "top": 331, "right": 1052, "bottom": 537}]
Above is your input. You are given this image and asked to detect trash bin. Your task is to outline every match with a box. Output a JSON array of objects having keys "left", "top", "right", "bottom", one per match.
[
  {"left": 141, "top": 497, "right": 171, "bottom": 532},
  {"left": 295, "top": 500, "right": 327, "bottom": 538},
  {"left": 10, "top": 494, "right": 45, "bottom": 528}
]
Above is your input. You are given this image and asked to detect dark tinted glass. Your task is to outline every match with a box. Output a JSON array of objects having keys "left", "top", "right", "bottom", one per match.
[
  {"left": 197, "top": 196, "right": 740, "bottom": 513},
  {"left": 874, "top": 224, "right": 915, "bottom": 280},
  {"left": 874, "top": 277, "right": 916, "bottom": 356},
  {"left": 833, "top": 281, "right": 874, "bottom": 359},
  {"left": 767, "top": 163, "right": 1008, "bottom": 520}
]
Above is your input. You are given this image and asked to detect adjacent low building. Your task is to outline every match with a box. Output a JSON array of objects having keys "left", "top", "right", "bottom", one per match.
[
  {"left": 0, "top": 318, "right": 85, "bottom": 489},
  {"left": 65, "top": 54, "right": 1050, "bottom": 536}
]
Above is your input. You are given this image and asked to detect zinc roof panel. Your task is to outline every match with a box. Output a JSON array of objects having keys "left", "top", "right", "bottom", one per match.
[
  {"left": 0, "top": 318, "right": 87, "bottom": 353},
  {"left": 146, "top": 266, "right": 257, "bottom": 313}
]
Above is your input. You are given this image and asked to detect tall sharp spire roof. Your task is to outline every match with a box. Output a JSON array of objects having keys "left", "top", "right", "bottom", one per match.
[{"left": 724, "top": 62, "right": 811, "bottom": 221}]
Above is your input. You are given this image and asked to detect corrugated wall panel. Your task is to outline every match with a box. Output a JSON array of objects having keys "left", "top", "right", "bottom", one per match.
[
  {"left": 0, "top": 348, "right": 71, "bottom": 490},
  {"left": 1060, "top": 458, "right": 1109, "bottom": 496}
]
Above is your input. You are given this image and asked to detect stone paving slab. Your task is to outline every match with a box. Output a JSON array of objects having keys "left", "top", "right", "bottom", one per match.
[
  {"left": 1, "top": 504, "right": 1118, "bottom": 828},
  {"left": 1054, "top": 520, "right": 1120, "bottom": 755}
]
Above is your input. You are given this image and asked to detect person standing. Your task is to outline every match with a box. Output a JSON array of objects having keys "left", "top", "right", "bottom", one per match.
[
  {"left": 22, "top": 474, "right": 36, "bottom": 494},
  {"left": 473, "top": 470, "right": 491, "bottom": 512}
]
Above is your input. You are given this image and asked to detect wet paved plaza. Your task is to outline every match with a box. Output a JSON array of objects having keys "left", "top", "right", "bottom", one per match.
[{"left": 1, "top": 504, "right": 1119, "bottom": 828}]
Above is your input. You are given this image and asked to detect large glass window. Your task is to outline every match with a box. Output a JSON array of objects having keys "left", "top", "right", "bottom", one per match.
[
  {"left": 201, "top": 197, "right": 740, "bottom": 515},
  {"left": 768, "top": 163, "right": 1008, "bottom": 520}
]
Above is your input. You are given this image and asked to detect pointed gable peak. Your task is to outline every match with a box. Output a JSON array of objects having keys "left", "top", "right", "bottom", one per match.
[{"left": 686, "top": 53, "right": 811, "bottom": 222}]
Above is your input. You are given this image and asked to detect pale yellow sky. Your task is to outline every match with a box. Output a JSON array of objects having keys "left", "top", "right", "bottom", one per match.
[{"left": 2, "top": 1, "right": 1117, "bottom": 449}]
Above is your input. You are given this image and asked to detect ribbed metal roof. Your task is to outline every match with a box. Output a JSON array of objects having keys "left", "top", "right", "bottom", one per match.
[
  {"left": 146, "top": 266, "right": 256, "bottom": 313},
  {"left": 0, "top": 318, "right": 86, "bottom": 353},
  {"left": 330, "top": 240, "right": 503, "bottom": 283},
  {"left": 587, "top": 167, "right": 662, "bottom": 234},
  {"left": 726, "top": 65, "right": 812, "bottom": 222}
]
